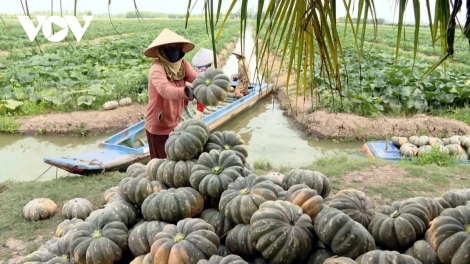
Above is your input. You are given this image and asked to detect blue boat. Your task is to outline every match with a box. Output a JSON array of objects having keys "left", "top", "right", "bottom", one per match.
[{"left": 43, "top": 81, "right": 274, "bottom": 175}]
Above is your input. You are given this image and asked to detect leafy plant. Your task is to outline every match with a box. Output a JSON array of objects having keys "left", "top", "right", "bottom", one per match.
[{"left": 410, "top": 146, "right": 459, "bottom": 167}]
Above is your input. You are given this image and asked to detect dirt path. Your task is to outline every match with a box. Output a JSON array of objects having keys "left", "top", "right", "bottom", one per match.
[
  {"left": 259, "top": 42, "right": 470, "bottom": 141},
  {"left": 14, "top": 41, "right": 237, "bottom": 136}
]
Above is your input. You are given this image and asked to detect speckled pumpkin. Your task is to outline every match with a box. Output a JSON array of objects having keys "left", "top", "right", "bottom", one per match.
[
  {"left": 355, "top": 250, "right": 422, "bottom": 264},
  {"left": 400, "top": 143, "right": 418, "bottom": 157},
  {"left": 193, "top": 67, "right": 231, "bottom": 106},
  {"left": 404, "top": 240, "right": 442, "bottom": 264},
  {"left": 406, "top": 196, "right": 443, "bottom": 221},
  {"left": 103, "top": 186, "right": 119, "bottom": 203},
  {"left": 86, "top": 199, "right": 138, "bottom": 227},
  {"left": 62, "top": 198, "right": 94, "bottom": 220},
  {"left": 428, "top": 137, "right": 443, "bottom": 146},
  {"left": 127, "top": 163, "right": 147, "bottom": 178},
  {"left": 446, "top": 143, "right": 464, "bottom": 155},
  {"left": 152, "top": 159, "right": 197, "bottom": 188},
  {"left": 368, "top": 200, "right": 430, "bottom": 250},
  {"left": 314, "top": 207, "right": 375, "bottom": 259},
  {"left": 118, "top": 97, "right": 132, "bottom": 106},
  {"left": 443, "top": 136, "right": 461, "bottom": 145},
  {"left": 149, "top": 218, "right": 220, "bottom": 264},
  {"left": 128, "top": 220, "right": 168, "bottom": 257},
  {"left": 130, "top": 253, "right": 153, "bottom": 264},
  {"left": 190, "top": 149, "right": 244, "bottom": 199},
  {"left": 219, "top": 175, "right": 279, "bottom": 225},
  {"left": 327, "top": 188, "right": 374, "bottom": 228},
  {"left": 204, "top": 131, "right": 249, "bottom": 164},
  {"left": 37, "top": 234, "right": 74, "bottom": 260},
  {"left": 303, "top": 247, "right": 336, "bottom": 264},
  {"left": 281, "top": 168, "right": 331, "bottom": 197},
  {"left": 425, "top": 205, "right": 470, "bottom": 264},
  {"left": 324, "top": 256, "right": 356, "bottom": 264},
  {"left": 391, "top": 136, "right": 408, "bottom": 147},
  {"left": 165, "top": 119, "right": 210, "bottom": 160},
  {"left": 22, "top": 249, "right": 72, "bottom": 264},
  {"left": 55, "top": 218, "right": 84, "bottom": 237},
  {"left": 103, "top": 100, "right": 119, "bottom": 110},
  {"left": 409, "top": 135, "right": 429, "bottom": 147},
  {"left": 23, "top": 198, "right": 57, "bottom": 221},
  {"left": 141, "top": 187, "right": 204, "bottom": 223},
  {"left": 250, "top": 200, "right": 314, "bottom": 263},
  {"left": 118, "top": 176, "right": 167, "bottom": 206},
  {"left": 284, "top": 184, "right": 323, "bottom": 221},
  {"left": 225, "top": 223, "right": 259, "bottom": 257},
  {"left": 199, "top": 208, "right": 234, "bottom": 237},
  {"left": 197, "top": 254, "right": 248, "bottom": 264},
  {"left": 440, "top": 189, "right": 467, "bottom": 208},
  {"left": 70, "top": 220, "right": 128, "bottom": 264}
]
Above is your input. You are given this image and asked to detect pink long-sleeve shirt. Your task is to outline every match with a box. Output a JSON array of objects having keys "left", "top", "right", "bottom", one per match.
[{"left": 145, "top": 59, "right": 197, "bottom": 135}]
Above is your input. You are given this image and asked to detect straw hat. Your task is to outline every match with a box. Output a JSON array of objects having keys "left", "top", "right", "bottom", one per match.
[
  {"left": 232, "top": 47, "right": 245, "bottom": 58},
  {"left": 144, "top": 28, "right": 195, "bottom": 58}
]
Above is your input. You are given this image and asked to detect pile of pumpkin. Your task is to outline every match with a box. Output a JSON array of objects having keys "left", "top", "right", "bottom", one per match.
[
  {"left": 392, "top": 135, "right": 470, "bottom": 159},
  {"left": 21, "top": 120, "right": 470, "bottom": 264}
]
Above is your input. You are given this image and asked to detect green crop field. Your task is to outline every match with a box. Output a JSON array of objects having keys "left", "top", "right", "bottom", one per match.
[
  {"left": 259, "top": 22, "right": 470, "bottom": 118},
  {"left": 0, "top": 18, "right": 240, "bottom": 116}
]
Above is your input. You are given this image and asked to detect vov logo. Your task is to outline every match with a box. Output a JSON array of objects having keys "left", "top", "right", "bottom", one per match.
[{"left": 17, "top": 16, "right": 93, "bottom": 43}]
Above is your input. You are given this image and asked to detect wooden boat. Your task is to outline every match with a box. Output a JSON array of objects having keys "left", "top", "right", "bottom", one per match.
[
  {"left": 361, "top": 140, "right": 470, "bottom": 163},
  {"left": 43, "top": 81, "right": 274, "bottom": 175}
]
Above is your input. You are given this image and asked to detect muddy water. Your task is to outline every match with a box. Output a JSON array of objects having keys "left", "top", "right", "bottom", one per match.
[{"left": 0, "top": 24, "right": 365, "bottom": 182}]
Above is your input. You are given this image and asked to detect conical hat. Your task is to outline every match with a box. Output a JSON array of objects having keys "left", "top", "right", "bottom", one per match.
[
  {"left": 144, "top": 28, "right": 195, "bottom": 58},
  {"left": 232, "top": 47, "right": 245, "bottom": 58}
]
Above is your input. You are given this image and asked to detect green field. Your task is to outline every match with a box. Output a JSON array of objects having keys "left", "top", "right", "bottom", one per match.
[
  {"left": 0, "top": 18, "right": 240, "bottom": 116},
  {"left": 259, "top": 22, "right": 470, "bottom": 120}
]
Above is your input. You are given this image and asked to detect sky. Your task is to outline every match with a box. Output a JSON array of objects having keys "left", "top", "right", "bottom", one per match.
[{"left": 1, "top": 0, "right": 467, "bottom": 24}]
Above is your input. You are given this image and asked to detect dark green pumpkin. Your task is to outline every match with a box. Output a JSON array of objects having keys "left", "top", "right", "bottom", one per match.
[
  {"left": 440, "top": 189, "right": 467, "bottom": 208},
  {"left": 141, "top": 187, "right": 204, "bottom": 223},
  {"left": 302, "top": 247, "right": 335, "bottom": 264},
  {"left": 86, "top": 200, "right": 138, "bottom": 227},
  {"left": 250, "top": 200, "right": 314, "bottom": 263},
  {"left": 70, "top": 220, "right": 128, "bottom": 264},
  {"left": 199, "top": 208, "right": 234, "bottom": 237},
  {"left": 406, "top": 196, "right": 443, "bottom": 221},
  {"left": 404, "top": 240, "right": 442, "bottom": 264},
  {"left": 149, "top": 218, "right": 220, "bottom": 263},
  {"left": 146, "top": 158, "right": 167, "bottom": 181},
  {"left": 22, "top": 250, "right": 71, "bottom": 264},
  {"left": 368, "top": 200, "right": 429, "bottom": 250},
  {"left": 226, "top": 223, "right": 260, "bottom": 258},
  {"left": 218, "top": 245, "right": 232, "bottom": 256},
  {"left": 118, "top": 176, "right": 167, "bottom": 206},
  {"left": 281, "top": 168, "right": 331, "bottom": 197},
  {"left": 37, "top": 234, "right": 74, "bottom": 262},
  {"left": 219, "top": 175, "right": 279, "bottom": 224},
  {"left": 153, "top": 159, "right": 197, "bottom": 188},
  {"left": 165, "top": 119, "right": 210, "bottom": 160},
  {"left": 314, "top": 207, "right": 375, "bottom": 259},
  {"left": 204, "top": 131, "right": 249, "bottom": 164},
  {"left": 197, "top": 254, "right": 248, "bottom": 264},
  {"left": 126, "top": 163, "right": 147, "bottom": 178},
  {"left": 193, "top": 67, "right": 231, "bottom": 106},
  {"left": 327, "top": 188, "right": 374, "bottom": 228},
  {"left": 425, "top": 205, "right": 470, "bottom": 264},
  {"left": 55, "top": 218, "right": 84, "bottom": 237},
  {"left": 128, "top": 220, "right": 168, "bottom": 257},
  {"left": 355, "top": 250, "right": 422, "bottom": 264},
  {"left": 324, "top": 256, "right": 356, "bottom": 264},
  {"left": 190, "top": 149, "right": 244, "bottom": 199}
]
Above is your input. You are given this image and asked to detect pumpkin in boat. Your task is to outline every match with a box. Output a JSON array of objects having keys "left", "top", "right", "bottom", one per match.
[
  {"left": 250, "top": 200, "right": 314, "bottom": 263},
  {"left": 193, "top": 67, "right": 231, "bottom": 106},
  {"left": 281, "top": 168, "right": 331, "bottom": 198},
  {"left": 61, "top": 198, "right": 94, "bottom": 220},
  {"left": 23, "top": 198, "right": 57, "bottom": 221},
  {"left": 355, "top": 250, "right": 422, "bottom": 264},
  {"left": 327, "top": 188, "right": 374, "bottom": 228},
  {"left": 190, "top": 149, "right": 244, "bottom": 199},
  {"left": 165, "top": 119, "right": 210, "bottom": 160},
  {"left": 103, "top": 100, "right": 119, "bottom": 110},
  {"left": 399, "top": 143, "right": 418, "bottom": 157},
  {"left": 409, "top": 135, "right": 429, "bottom": 147},
  {"left": 284, "top": 184, "right": 323, "bottom": 222},
  {"left": 118, "top": 97, "right": 132, "bottom": 106},
  {"left": 149, "top": 218, "right": 220, "bottom": 264},
  {"left": 204, "top": 131, "right": 249, "bottom": 164},
  {"left": 391, "top": 136, "right": 408, "bottom": 147}
]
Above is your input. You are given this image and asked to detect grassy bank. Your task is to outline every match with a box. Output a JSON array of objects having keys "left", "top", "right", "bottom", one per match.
[{"left": 1, "top": 155, "right": 469, "bottom": 260}]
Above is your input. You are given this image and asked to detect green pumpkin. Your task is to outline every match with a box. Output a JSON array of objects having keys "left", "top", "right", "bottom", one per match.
[
  {"left": 55, "top": 218, "right": 84, "bottom": 238},
  {"left": 439, "top": 189, "right": 468, "bottom": 208},
  {"left": 418, "top": 145, "right": 432, "bottom": 156},
  {"left": 86, "top": 199, "right": 138, "bottom": 227},
  {"left": 219, "top": 175, "right": 279, "bottom": 225},
  {"left": 165, "top": 119, "right": 210, "bottom": 160},
  {"left": 442, "top": 136, "right": 460, "bottom": 146},
  {"left": 281, "top": 168, "right": 331, "bottom": 197},
  {"left": 400, "top": 143, "right": 418, "bottom": 157},
  {"left": 197, "top": 254, "right": 248, "bottom": 264},
  {"left": 356, "top": 250, "right": 422, "bottom": 264},
  {"left": 314, "top": 207, "right": 375, "bottom": 259},
  {"left": 22, "top": 250, "right": 72, "bottom": 264},
  {"left": 128, "top": 220, "right": 168, "bottom": 257},
  {"left": 193, "top": 67, "right": 231, "bottom": 106},
  {"left": 130, "top": 253, "right": 153, "bottom": 264},
  {"left": 141, "top": 187, "right": 204, "bottom": 223},
  {"left": 199, "top": 208, "right": 234, "bottom": 237},
  {"left": 204, "top": 131, "right": 249, "bottom": 164},
  {"left": 70, "top": 220, "right": 128, "bottom": 264},
  {"left": 459, "top": 136, "right": 470, "bottom": 149},
  {"left": 148, "top": 159, "right": 197, "bottom": 188},
  {"left": 324, "top": 256, "right": 356, "bottom": 264},
  {"left": 190, "top": 149, "right": 244, "bottom": 199},
  {"left": 37, "top": 234, "right": 74, "bottom": 262},
  {"left": 405, "top": 196, "right": 443, "bottom": 221},
  {"left": 118, "top": 176, "right": 167, "bottom": 206},
  {"left": 391, "top": 136, "right": 408, "bottom": 147},
  {"left": 303, "top": 247, "right": 335, "bottom": 264},
  {"left": 126, "top": 163, "right": 147, "bottom": 178},
  {"left": 327, "top": 188, "right": 375, "bottom": 228},
  {"left": 404, "top": 240, "right": 442, "bottom": 264},
  {"left": 61, "top": 198, "right": 94, "bottom": 220},
  {"left": 225, "top": 223, "right": 260, "bottom": 257},
  {"left": 409, "top": 135, "right": 429, "bottom": 147},
  {"left": 250, "top": 200, "right": 314, "bottom": 263},
  {"left": 368, "top": 200, "right": 430, "bottom": 250}
]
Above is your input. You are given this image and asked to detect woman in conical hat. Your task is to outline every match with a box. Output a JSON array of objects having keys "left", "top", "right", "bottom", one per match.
[
  {"left": 143, "top": 28, "right": 198, "bottom": 159},
  {"left": 232, "top": 47, "right": 251, "bottom": 99}
]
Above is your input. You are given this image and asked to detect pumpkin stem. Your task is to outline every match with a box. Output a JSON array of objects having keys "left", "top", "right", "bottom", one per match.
[
  {"left": 173, "top": 233, "right": 186, "bottom": 243},
  {"left": 389, "top": 210, "right": 400, "bottom": 218},
  {"left": 223, "top": 144, "right": 231, "bottom": 150},
  {"left": 205, "top": 79, "right": 211, "bottom": 85},
  {"left": 465, "top": 224, "right": 470, "bottom": 233},
  {"left": 212, "top": 166, "right": 223, "bottom": 175},
  {"left": 91, "top": 230, "right": 102, "bottom": 239},
  {"left": 62, "top": 254, "right": 69, "bottom": 260},
  {"left": 239, "top": 188, "right": 251, "bottom": 195}
]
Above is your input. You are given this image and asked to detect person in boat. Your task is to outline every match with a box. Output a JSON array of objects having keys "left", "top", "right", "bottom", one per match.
[
  {"left": 143, "top": 28, "right": 197, "bottom": 159},
  {"left": 232, "top": 47, "right": 251, "bottom": 99}
]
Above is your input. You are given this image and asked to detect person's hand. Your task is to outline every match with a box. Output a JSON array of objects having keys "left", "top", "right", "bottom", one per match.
[{"left": 184, "top": 86, "right": 194, "bottom": 100}]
